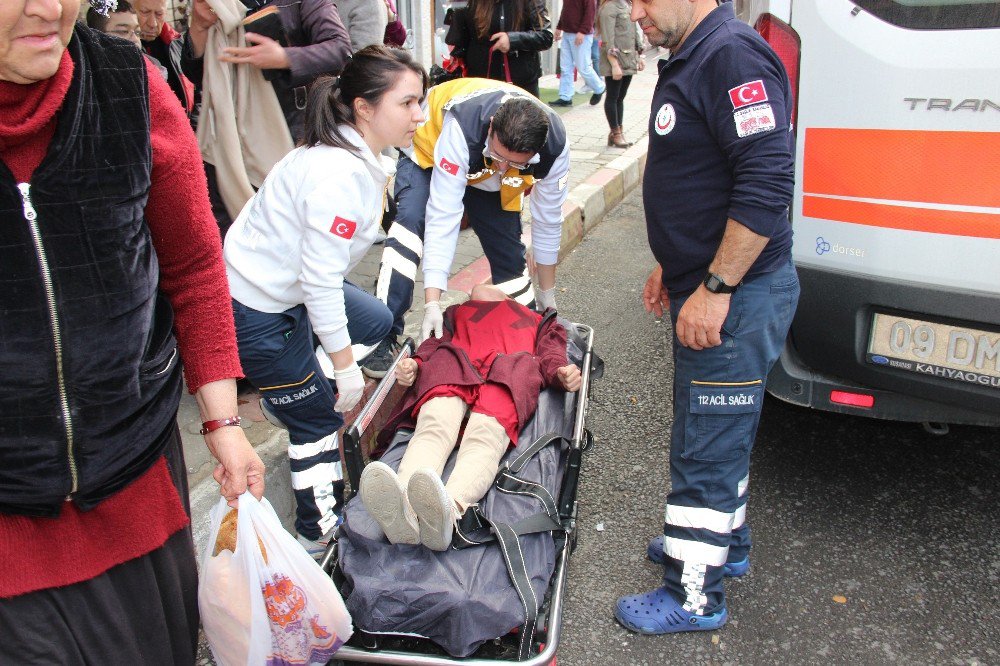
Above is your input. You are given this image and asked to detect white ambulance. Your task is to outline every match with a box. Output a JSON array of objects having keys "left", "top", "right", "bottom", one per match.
[{"left": 734, "top": 0, "right": 1000, "bottom": 427}]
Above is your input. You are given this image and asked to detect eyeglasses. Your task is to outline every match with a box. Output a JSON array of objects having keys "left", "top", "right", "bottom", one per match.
[
  {"left": 109, "top": 28, "right": 144, "bottom": 38},
  {"left": 484, "top": 134, "right": 532, "bottom": 170}
]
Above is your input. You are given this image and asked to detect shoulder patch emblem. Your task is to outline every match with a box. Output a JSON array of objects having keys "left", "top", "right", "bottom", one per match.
[
  {"left": 439, "top": 157, "right": 460, "bottom": 176},
  {"left": 654, "top": 103, "right": 676, "bottom": 136},
  {"left": 728, "top": 79, "right": 768, "bottom": 109},
  {"left": 330, "top": 216, "right": 357, "bottom": 239},
  {"left": 733, "top": 103, "right": 776, "bottom": 138}
]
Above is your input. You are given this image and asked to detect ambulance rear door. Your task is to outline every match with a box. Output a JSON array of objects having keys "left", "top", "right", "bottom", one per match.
[{"left": 752, "top": 0, "right": 1000, "bottom": 423}]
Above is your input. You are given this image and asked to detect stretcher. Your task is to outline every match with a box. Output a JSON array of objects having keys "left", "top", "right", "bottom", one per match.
[{"left": 321, "top": 320, "right": 600, "bottom": 664}]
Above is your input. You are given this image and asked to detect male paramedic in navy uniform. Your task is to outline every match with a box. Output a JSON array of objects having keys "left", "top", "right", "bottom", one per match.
[{"left": 614, "top": 0, "right": 799, "bottom": 634}]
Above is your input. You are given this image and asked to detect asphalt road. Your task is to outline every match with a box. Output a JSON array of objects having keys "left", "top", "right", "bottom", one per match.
[{"left": 554, "top": 188, "right": 999, "bottom": 665}]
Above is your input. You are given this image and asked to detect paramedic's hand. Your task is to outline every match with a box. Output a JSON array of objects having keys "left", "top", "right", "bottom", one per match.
[
  {"left": 536, "top": 286, "right": 557, "bottom": 311},
  {"left": 643, "top": 265, "right": 669, "bottom": 318},
  {"left": 206, "top": 428, "right": 266, "bottom": 509},
  {"left": 557, "top": 364, "right": 582, "bottom": 392},
  {"left": 396, "top": 358, "right": 419, "bottom": 387},
  {"left": 421, "top": 301, "right": 444, "bottom": 343},
  {"left": 333, "top": 362, "right": 366, "bottom": 412},
  {"left": 220, "top": 33, "right": 290, "bottom": 70},
  {"left": 675, "top": 286, "right": 729, "bottom": 351}
]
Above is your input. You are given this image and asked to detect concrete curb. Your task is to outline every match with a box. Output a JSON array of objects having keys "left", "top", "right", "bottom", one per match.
[
  {"left": 186, "top": 139, "right": 648, "bottom": 559},
  {"left": 559, "top": 139, "right": 648, "bottom": 260}
]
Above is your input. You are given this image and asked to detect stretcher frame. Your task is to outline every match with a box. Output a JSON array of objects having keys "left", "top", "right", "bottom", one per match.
[{"left": 324, "top": 322, "right": 596, "bottom": 665}]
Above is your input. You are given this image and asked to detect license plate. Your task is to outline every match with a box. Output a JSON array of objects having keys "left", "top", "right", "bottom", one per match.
[{"left": 867, "top": 313, "right": 1000, "bottom": 389}]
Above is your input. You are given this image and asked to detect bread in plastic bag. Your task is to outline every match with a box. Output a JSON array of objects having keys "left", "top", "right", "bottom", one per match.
[{"left": 199, "top": 493, "right": 352, "bottom": 665}]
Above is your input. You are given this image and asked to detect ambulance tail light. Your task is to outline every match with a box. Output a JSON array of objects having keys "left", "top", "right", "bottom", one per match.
[
  {"left": 754, "top": 13, "right": 800, "bottom": 126},
  {"left": 829, "top": 390, "right": 875, "bottom": 410}
]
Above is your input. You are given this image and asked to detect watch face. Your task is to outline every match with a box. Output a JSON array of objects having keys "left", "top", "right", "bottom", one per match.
[{"left": 704, "top": 273, "right": 733, "bottom": 293}]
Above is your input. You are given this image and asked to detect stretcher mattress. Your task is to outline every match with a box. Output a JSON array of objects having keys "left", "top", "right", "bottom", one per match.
[{"left": 337, "top": 327, "right": 585, "bottom": 658}]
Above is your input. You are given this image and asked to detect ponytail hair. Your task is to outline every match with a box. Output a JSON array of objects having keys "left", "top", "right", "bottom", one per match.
[{"left": 300, "top": 45, "right": 430, "bottom": 153}]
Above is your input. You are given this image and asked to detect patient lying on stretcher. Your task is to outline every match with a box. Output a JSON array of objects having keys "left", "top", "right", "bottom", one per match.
[{"left": 359, "top": 284, "right": 582, "bottom": 551}]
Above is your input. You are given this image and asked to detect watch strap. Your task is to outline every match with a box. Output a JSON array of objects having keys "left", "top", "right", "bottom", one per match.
[
  {"left": 703, "top": 272, "right": 739, "bottom": 294},
  {"left": 200, "top": 416, "right": 242, "bottom": 435}
]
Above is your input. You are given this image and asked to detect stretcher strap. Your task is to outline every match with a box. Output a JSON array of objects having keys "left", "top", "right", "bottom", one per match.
[
  {"left": 496, "top": 471, "right": 559, "bottom": 522},
  {"left": 489, "top": 518, "right": 539, "bottom": 660},
  {"left": 454, "top": 506, "right": 562, "bottom": 547},
  {"left": 504, "top": 433, "right": 566, "bottom": 474}
]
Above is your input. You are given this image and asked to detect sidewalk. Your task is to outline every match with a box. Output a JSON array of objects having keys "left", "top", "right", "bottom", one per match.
[{"left": 181, "top": 59, "right": 663, "bottom": 553}]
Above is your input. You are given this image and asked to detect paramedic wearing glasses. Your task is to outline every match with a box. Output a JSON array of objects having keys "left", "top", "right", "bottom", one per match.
[
  {"left": 363, "top": 77, "right": 570, "bottom": 378},
  {"left": 614, "top": 0, "right": 799, "bottom": 635}
]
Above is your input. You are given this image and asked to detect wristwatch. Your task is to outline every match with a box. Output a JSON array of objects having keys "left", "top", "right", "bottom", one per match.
[{"left": 703, "top": 272, "right": 739, "bottom": 294}]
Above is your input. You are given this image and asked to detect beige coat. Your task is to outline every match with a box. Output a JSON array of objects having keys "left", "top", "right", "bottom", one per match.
[
  {"left": 598, "top": 0, "right": 642, "bottom": 78},
  {"left": 197, "top": 0, "right": 294, "bottom": 220}
]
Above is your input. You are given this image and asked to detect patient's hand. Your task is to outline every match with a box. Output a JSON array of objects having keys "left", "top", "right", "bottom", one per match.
[
  {"left": 396, "top": 358, "right": 419, "bottom": 387},
  {"left": 557, "top": 364, "right": 582, "bottom": 392}
]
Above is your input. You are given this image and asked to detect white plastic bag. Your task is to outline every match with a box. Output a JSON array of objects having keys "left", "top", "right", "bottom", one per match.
[{"left": 199, "top": 493, "right": 353, "bottom": 666}]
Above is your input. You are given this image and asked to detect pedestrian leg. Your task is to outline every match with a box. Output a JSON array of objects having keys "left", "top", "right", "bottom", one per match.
[
  {"left": 343, "top": 281, "right": 393, "bottom": 347},
  {"left": 557, "top": 33, "right": 576, "bottom": 101},
  {"left": 574, "top": 34, "right": 606, "bottom": 95}
]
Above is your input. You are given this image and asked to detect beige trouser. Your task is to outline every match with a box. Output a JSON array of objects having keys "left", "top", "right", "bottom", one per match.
[{"left": 396, "top": 396, "right": 510, "bottom": 515}]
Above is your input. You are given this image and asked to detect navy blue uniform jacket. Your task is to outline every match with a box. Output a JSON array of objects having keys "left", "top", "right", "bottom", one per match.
[{"left": 644, "top": 2, "right": 795, "bottom": 295}]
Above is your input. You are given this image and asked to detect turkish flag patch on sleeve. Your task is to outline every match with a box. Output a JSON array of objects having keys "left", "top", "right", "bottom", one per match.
[
  {"left": 728, "top": 79, "right": 768, "bottom": 109},
  {"left": 330, "top": 216, "right": 357, "bottom": 239},
  {"left": 439, "top": 157, "right": 460, "bottom": 176}
]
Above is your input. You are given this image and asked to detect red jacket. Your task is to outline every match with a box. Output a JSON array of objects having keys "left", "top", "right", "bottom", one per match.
[{"left": 379, "top": 301, "right": 569, "bottom": 450}]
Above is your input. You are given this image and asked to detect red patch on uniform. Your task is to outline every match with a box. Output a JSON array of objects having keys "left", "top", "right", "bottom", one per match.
[
  {"left": 330, "top": 216, "right": 357, "bottom": 239},
  {"left": 728, "top": 79, "right": 768, "bottom": 109},
  {"left": 439, "top": 157, "right": 460, "bottom": 176}
]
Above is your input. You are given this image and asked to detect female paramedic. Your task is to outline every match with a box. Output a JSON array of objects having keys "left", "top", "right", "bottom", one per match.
[{"left": 223, "top": 45, "right": 429, "bottom": 558}]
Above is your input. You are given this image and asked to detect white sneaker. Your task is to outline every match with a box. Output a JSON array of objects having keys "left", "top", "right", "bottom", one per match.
[
  {"left": 359, "top": 461, "right": 419, "bottom": 545},
  {"left": 407, "top": 468, "right": 455, "bottom": 552}
]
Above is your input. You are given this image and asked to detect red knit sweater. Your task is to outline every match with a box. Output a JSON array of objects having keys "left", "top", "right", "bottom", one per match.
[{"left": 0, "top": 49, "right": 243, "bottom": 598}]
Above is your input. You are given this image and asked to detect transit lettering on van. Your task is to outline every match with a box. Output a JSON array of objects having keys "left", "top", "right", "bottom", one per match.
[{"left": 903, "top": 98, "right": 1000, "bottom": 112}]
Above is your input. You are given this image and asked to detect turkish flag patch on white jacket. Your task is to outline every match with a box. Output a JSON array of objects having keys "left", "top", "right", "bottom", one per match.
[{"left": 330, "top": 216, "right": 357, "bottom": 239}]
